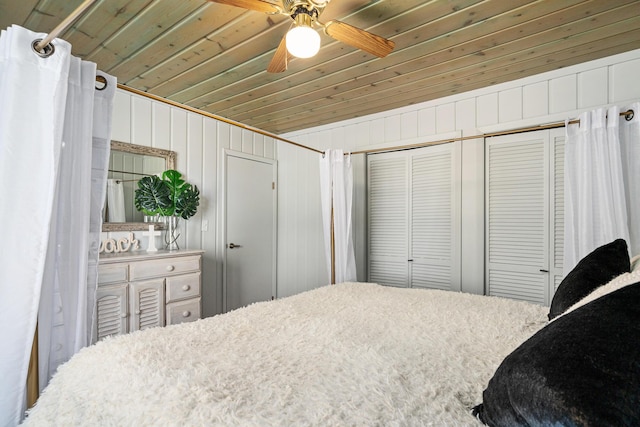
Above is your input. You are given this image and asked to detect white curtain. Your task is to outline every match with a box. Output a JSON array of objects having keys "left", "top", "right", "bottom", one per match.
[
  {"left": 564, "top": 103, "right": 639, "bottom": 272},
  {"left": 0, "top": 25, "right": 115, "bottom": 426},
  {"left": 319, "top": 149, "right": 357, "bottom": 283},
  {"left": 618, "top": 102, "right": 640, "bottom": 256},
  {"left": 107, "top": 178, "right": 126, "bottom": 222}
]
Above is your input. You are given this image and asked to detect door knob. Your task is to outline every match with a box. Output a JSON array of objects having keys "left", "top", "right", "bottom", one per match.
[{"left": 228, "top": 243, "right": 242, "bottom": 249}]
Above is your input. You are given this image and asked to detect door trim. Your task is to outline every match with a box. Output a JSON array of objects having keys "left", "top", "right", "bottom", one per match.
[{"left": 220, "top": 150, "right": 278, "bottom": 313}]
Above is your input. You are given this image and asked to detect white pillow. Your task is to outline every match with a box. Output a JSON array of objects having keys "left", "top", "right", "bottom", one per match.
[{"left": 554, "top": 254, "right": 640, "bottom": 320}]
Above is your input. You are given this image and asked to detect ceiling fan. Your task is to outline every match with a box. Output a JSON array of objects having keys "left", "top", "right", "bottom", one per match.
[{"left": 208, "top": 0, "right": 395, "bottom": 73}]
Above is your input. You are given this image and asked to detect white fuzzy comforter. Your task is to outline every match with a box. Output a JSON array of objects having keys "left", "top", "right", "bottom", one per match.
[{"left": 24, "top": 283, "right": 548, "bottom": 426}]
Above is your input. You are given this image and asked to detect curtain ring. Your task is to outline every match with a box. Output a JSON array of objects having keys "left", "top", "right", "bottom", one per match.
[
  {"left": 624, "top": 109, "right": 634, "bottom": 121},
  {"left": 95, "top": 75, "right": 108, "bottom": 91},
  {"left": 31, "top": 38, "right": 55, "bottom": 58}
]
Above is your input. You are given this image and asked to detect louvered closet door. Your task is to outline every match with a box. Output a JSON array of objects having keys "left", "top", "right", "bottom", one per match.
[
  {"left": 486, "top": 130, "right": 564, "bottom": 305},
  {"left": 410, "top": 145, "right": 460, "bottom": 290},
  {"left": 368, "top": 152, "right": 409, "bottom": 287},
  {"left": 368, "top": 144, "right": 460, "bottom": 290}
]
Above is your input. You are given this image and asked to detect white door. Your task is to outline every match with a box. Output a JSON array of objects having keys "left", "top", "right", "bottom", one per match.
[
  {"left": 224, "top": 152, "right": 277, "bottom": 312},
  {"left": 485, "top": 129, "right": 564, "bottom": 305},
  {"left": 410, "top": 145, "right": 460, "bottom": 291},
  {"left": 368, "top": 151, "right": 409, "bottom": 287}
]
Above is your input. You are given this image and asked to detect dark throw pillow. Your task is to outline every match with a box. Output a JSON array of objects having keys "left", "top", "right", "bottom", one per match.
[
  {"left": 548, "top": 238, "right": 630, "bottom": 320},
  {"left": 473, "top": 282, "right": 640, "bottom": 427}
]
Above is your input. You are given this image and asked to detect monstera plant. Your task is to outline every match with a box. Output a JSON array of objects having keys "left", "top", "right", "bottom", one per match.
[{"left": 134, "top": 170, "right": 199, "bottom": 249}]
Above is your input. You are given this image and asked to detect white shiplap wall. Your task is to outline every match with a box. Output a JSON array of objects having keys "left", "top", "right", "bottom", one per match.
[
  {"left": 286, "top": 48, "right": 640, "bottom": 162},
  {"left": 276, "top": 141, "right": 329, "bottom": 297},
  {"left": 283, "top": 48, "right": 640, "bottom": 295},
  {"left": 109, "top": 90, "right": 279, "bottom": 317}
]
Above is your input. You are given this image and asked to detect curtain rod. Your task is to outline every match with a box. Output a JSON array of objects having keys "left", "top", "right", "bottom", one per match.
[
  {"left": 351, "top": 109, "right": 635, "bottom": 155},
  {"left": 117, "top": 84, "right": 324, "bottom": 155},
  {"left": 34, "top": 0, "right": 98, "bottom": 53},
  {"left": 109, "top": 170, "right": 147, "bottom": 183},
  {"left": 120, "top": 84, "right": 633, "bottom": 157}
]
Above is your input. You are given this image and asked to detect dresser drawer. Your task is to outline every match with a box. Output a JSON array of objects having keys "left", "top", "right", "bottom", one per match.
[
  {"left": 130, "top": 255, "right": 200, "bottom": 280},
  {"left": 98, "top": 263, "right": 128, "bottom": 285},
  {"left": 166, "top": 298, "right": 200, "bottom": 325},
  {"left": 166, "top": 272, "right": 201, "bottom": 303}
]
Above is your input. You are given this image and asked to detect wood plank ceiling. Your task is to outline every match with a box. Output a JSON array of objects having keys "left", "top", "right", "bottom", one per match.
[{"left": 2, "top": 0, "right": 640, "bottom": 134}]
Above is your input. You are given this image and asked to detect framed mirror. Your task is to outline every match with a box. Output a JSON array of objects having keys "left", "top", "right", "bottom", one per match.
[{"left": 102, "top": 141, "right": 176, "bottom": 232}]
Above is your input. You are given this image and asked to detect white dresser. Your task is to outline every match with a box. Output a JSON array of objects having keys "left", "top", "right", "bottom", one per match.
[{"left": 96, "top": 249, "right": 204, "bottom": 342}]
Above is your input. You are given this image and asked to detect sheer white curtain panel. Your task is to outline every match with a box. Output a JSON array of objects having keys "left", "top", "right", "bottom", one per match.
[
  {"left": 618, "top": 102, "right": 640, "bottom": 256},
  {"left": 0, "top": 25, "right": 115, "bottom": 426},
  {"left": 106, "top": 179, "right": 126, "bottom": 222},
  {"left": 38, "top": 57, "right": 115, "bottom": 391},
  {"left": 564, "top": 104, "right": 638, "bottom": 272},
  {"left": 319, "top": 149, "right": 357, "bottom": 283}
]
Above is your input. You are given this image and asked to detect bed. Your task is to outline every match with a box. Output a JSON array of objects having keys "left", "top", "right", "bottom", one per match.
[{"left": 23, "top": 240, "right": 640, "bottom": 426}]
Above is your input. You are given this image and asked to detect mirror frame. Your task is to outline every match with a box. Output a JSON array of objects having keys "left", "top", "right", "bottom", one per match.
[{"left": 102, "top": 141, "right": 177, "bottom": 232}]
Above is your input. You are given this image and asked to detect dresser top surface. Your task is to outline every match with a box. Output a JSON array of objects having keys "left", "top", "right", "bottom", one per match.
[{"left": 99, "top": 249, "right": 204, "bottom": 264}]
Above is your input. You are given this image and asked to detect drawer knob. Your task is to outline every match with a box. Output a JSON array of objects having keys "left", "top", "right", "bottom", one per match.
[
  {"left": 166, "top": 265, "right": 175, "bottom": 272},
  {"left": 182, "top": 284, "right": 190, "bottom": 291},
  {"left": 182, "top": 311, "right": 191, "bottom": 318}
]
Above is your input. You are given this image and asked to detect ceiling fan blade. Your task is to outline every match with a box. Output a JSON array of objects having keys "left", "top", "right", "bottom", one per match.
[
  {"left": 208, "top": 0, "right": 281, "bottom": 14},
  {"left": 267, "top": 35, "right": 288, "bottom": 73},
  {"left": 324, "top": 20, "right": 394, "bottom": 58}
]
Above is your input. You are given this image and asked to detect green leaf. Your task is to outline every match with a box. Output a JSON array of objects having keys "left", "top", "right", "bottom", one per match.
[
  {"left": 134, "top": 176, "right": 173, "bottom": 216},
  {"left": 162, "top": 169, "right": 187, "bottom": 202},
  {"left": 175, "top": 185, "right": 200, "bottom": 220}
]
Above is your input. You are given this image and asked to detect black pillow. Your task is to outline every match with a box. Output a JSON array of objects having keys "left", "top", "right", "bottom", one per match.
[
  {"left": 548, "top": 238, "right": 629, "bottom": 320},
  {"left": 472, "top": 282, "right": 640, "bottom": 426}
]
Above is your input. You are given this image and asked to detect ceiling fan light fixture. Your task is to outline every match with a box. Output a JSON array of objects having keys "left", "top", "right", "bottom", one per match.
[
  {"left": 285, "top": 11, "right": 320, "bottom": 59},
  {"left": 286, "top": 25, "right": 320, "bottom": 58}
]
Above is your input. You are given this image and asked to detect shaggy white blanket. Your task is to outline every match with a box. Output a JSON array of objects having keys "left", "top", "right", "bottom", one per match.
[{"left": 24, "top": 283, "right": 547, "bottom": 426}]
